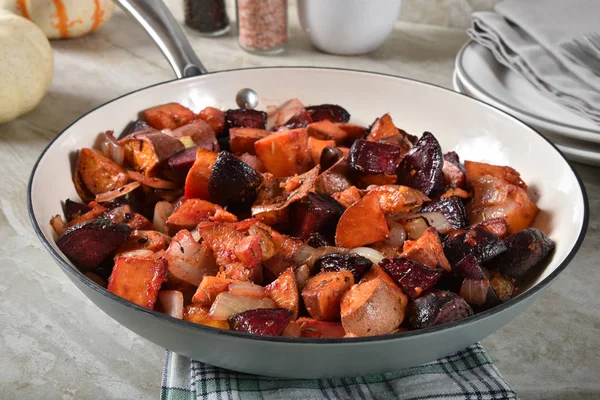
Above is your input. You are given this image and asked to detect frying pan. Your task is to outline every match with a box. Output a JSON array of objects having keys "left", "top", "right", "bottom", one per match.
[{"left": 27, "top": 0, "right": 588, "bottom": 378}]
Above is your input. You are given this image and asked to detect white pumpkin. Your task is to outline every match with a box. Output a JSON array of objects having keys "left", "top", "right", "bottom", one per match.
[
  {"left": 0, "top": 10, "right": 53, "bottom": 124},
  {"left": 1, "top": 0, "right": 115, "bottom": 39}
]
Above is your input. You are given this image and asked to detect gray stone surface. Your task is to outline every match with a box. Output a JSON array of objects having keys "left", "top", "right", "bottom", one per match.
[{"left": 0, "top": 3, "right": 598, "bottom": 399}]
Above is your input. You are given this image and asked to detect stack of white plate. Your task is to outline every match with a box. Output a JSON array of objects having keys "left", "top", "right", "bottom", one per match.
[{"left": 453, "top": 41, "right": 600, "bottom": 166}]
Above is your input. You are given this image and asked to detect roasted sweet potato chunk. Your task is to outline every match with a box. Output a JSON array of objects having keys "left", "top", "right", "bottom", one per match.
[
  {"left": 265, "top": 267, "right": 299, "bottom": 319},
  {"left": 57, "top": 219, "right": 131, "bottom": 270},
  {"left": 331, "top": 186, "right": 362, "bottom": 208},
  {"left": 184, "top": 148, "right": 218, "bottom": 199},
  {"left": 143, "top": 102, "right": 195, "bottom": 130},
  {"left": 115, "top": 230, "right": 169, "bottom": 256},
  {"left": 254, "top": 128, "right": 312, "bottom": 177},
  {"left": 340, "top": 276, "right": 407, "bottom": 336},
  {"left": 165, "top": 199, "right": 235, "bottom": 236},
  {"left": 296, "top": 317, "right": 346, "bottom": 338},
  {"left": 307, "top": 120, "right": 348, "bottom": 144},
  {"left": 107, "top": 256, "right": 168, "bottom": 309},
  {"left": 396, "top": 132, "right": 444, "bottom": 196},
  {"left": 302, "top": 270, "right": 354, "bottom": 321},
  {"left": 120, "top": 131, "right": 184, "bottom": 176},
  {"left": 184, "top": 305, "right": 229, "bottom": 329},
  {"left": 308, "top": 137, "right": 336, "bottom": 166},
  {"left": 229, "top": 128, "right": 270, "bottom": 155},
  {"left": 468, "top": 175, "right": 539, "bottom": 235},
  {"left": 335, "top": 123, "right": 367, "bottom": 143},
  {"left": 199, "top": 222, "right": 262, "bottom": 282},
  {"left": 74, "top": 148, "right": 130, "bottom": 202},
  {"left": 400, "top": 227, "right": 451, "bottom": 272},
  {"left": 335, "top": 191, "right": 389, "bottom": 248},
  {"left": 196, "top": 106, "right": 225, "bottom": 136},
  {"left": 465, "top": 160, "right": 527, "bottom": 190},
  {"left": 191, "top": 276, "right": 234, "bottom": 305},
  {"left": 367, "top": 185, "right": 429, "bottom": 214}
]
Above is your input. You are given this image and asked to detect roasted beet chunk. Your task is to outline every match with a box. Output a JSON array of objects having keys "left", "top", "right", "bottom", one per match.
[
  {"left": 64, "top": 199, "right": 91, "bottom": 222},
  {"left": 349, "top": 139, "right": 402, "bottom": 175},
  {"left": 316, "top": 253, "right": 373, "bottom": 281},
  {"left": 305, "top": 104, "right": 350, "bottom": 123},
  {"left": 396, "top": 132, "right": 444, "bottom": 196},
  {"left": 228, "top": 308, "right": 293, "bottom": 336},
  {"left": 320, "top": 146, "right": 344, "bottom": 171},
  {"left": 119, "top": 119, "right": 150, "bottom": 139},
  {"left": 168, "top": 146, "right": 199, "bottom": 178},
  {"left": 379, "top": 257, "right": 443, "bottom": 299},
  {"left": 224, "top": 109, "right": 267, "bottom": 135},
  {"left": 56, "top": 219, "right": 131, "bottom": 270},
  {"left": 421, "top": 196, "right": 468, "bottom": 230},
  {"left": 491, "top": 228, "right": 555, "bottom": 280},
  {"left": 208, "top": 151, "right": 262, "bottom": 213},
  {"left": 444, "top": 151, "right": 460, "bottom": 165},
  {"left": 453, "top": 255, "right": 486, "bottom": 279},
  {"left": 406, "top": 290, "right": 473, "bottom": 329},
  {"left": 443, "top": 227, "right": 507, "bottom": 265},
  {"left": 289, "top": 192, "right": 344, "bottom": 243}
]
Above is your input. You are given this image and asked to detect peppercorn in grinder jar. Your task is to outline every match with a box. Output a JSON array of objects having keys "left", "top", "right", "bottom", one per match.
[
  {"left": 236, "top": 0, "right": 288, "bottom": 54},
  {"left": 184, "top": 0, "right": 230, "bottom": 36}
]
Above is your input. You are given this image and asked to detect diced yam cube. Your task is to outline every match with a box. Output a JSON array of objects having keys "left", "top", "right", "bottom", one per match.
[
  {"left": 308, "top": 136, "right": 336, "bottom": 166},
  {"left": 108, "top": 256, "right": 168, "bottom": 309},
  {"left": 184, "top": 148, "right": 218, "bottom": 199},
  {"left": 196, "top": 106, "right": 225, "bottom": 136},
  {"left": 265, "top": 267, "right": 299, "bottom": 319},
  {"left": 229, "top": 128, "right": 270, "bottom": 155},
  {"left": 184, "top": 305, "right": 229, "bottom": 329},
  {"left": 254, "top": 128, "right": 312, "bottom": 177},
  {"left": 302, "top": 270, "right": 354, "bottom": 321},
  {"left": 465, "top": 160, "right": 527, "bottom": 189},
  {"left": 335, "top": 191, "right": 389, "bottom": 248},
  {"left": 307, "top": 120, "right": 348, "bottom": 144},
  {"left": 400, "top": 227, "right": 451, "bottom": 272},
  {"left": 143, "top": 102, "right": 195, "bottom": 130},
  {"left": 165, "top": 199, "right": 235, "bottom": 236}
]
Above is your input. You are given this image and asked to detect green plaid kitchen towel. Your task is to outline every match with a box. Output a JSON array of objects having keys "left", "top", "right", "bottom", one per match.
[{"left": 161, "top": 343, "right": 517, "bottom": 400}]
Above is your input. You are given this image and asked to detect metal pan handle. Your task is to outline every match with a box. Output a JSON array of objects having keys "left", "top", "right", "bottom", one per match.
[{"left": 115, "top": 0, "right": 207, "bottom": 78}]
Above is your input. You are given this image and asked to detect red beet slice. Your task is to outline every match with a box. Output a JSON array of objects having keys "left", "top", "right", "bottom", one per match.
[
  {"left": 168, "top": 146, "right": 199, "bottom": 178},
  {"left": 443, "top": 227, "right": 507, "bottom": 265},
  {"left": 56, "top": 219, "right": 131, "bottom": 270},
  {"left": 396, "top": 132, "right": 444, "bottom": 196},
  {"left": 421, "top": 196, "right": 468, "bottom": 230},
  {"left": 379, "top": 257, "right": 443, "bottom": 299},
  {"left": 316, "top": 253, "right": 373, "bottom": 281},
  {"left": 64, "top": 199, "right": 91, "bottom": 222},
  {"left": 492, "top": 228, "right": 555, "bottom": 280},
  {"left": 453, "top": 255, "right": 486, "bottom": 280},
  {"left": 224, "top": 109, "right": 267, "bottom": 135},
  {"left": 208, "top": 151, "right": 262, "bottom": 213},
  {"left": 406, "top": 290, "right": 473, "bottom": 329},
  {"left": 289, "top": 192, "right": 344, "bottom": 243},
  {"left": 305, "top": 104, "right": 350, "bottom": 123},
  {"left": 349, "top": 139, "right": 402, "bottom": 175},
  {"left": 228, "top": 308, "right": 293, "bottom": 336}
]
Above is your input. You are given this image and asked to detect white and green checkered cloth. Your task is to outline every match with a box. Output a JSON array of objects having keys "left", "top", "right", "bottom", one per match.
[{"left": 161, "top": 343, "right": 517, "bottom": 400}]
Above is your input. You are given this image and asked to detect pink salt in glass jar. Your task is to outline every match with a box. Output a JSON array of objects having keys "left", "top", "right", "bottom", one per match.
[{"left": 236, "top": 0, "right": 288, "bottom": 54}]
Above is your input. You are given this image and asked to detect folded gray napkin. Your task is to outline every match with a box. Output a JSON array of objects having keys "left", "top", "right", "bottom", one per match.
[{"left": 468, "top": 0, "right": 600, "bottom": 125}]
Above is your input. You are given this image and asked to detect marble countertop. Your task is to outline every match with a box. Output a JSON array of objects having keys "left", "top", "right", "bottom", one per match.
[{"left": 1, "top": 2, "right": 599, "bottom": 399}]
